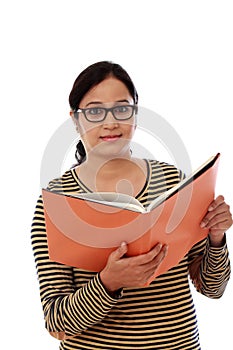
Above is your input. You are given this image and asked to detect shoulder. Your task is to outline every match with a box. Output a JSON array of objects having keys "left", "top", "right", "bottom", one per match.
[
  {"left": 147, "top": 159, "right": 185, "bottom": 182},
  {"left": 46, "top": 168, "right": 78, "bottom": 192}
]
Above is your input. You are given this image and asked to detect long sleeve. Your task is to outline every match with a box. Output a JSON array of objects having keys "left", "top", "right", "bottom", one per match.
[
  {"left": 188, "top": 236, "right": 231, "bottom": 298},
  {"left": 31, "top": 196, "right": 122, "bottom": 340},
  {"left": 30, "top": 162, "right": 211, "bottom": 349}
]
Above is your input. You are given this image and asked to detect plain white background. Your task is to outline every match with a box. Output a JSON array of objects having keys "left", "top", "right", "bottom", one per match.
[{"left": 1, "top": 1, "right": 232, "bottom": 349}]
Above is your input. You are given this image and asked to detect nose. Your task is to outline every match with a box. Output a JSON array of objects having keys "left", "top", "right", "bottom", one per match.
[{"left": 103, "top": 110, "right": 118, "bottom": 128}]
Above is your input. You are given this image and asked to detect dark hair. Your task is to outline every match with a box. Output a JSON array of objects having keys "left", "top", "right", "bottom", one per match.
[{"left": 69, "top": 61, "right": 138, "bottom": 164}]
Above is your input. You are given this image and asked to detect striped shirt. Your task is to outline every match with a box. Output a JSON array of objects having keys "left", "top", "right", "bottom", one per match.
[{"left": 31, "top": 159, "right": 231, "bottom": 349}]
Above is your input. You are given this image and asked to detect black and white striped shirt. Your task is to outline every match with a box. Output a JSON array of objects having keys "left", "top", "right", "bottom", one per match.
[{"left": 31, "top": 159, "right": 231, "bottom": 349}]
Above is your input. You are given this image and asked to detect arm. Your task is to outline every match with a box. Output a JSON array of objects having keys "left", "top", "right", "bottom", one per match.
[
  {"left": 189, "top": 195, "right": 232, "bottom": 298},
  {"left": 189, "top": 236, "right": 231, "bottom": 298},
  {"left": 31, "top": 196, "right": 121, "bottom": 340}
]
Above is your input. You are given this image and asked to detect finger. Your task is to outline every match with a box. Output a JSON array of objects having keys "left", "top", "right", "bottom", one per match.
[
  {"left": 209, "top": 215, "right": 233, "bottom": 234},
  {"left": 143, "top": 245, "right": 168, "bottom": 270},
  {"left": 123, "top": 243, "right": 163, "bottom": 266},
  {"left": 205, "top": 213, "right": 229, "bottom": 229},
  {"left": 110, "top": 242, "right": 128, "bottom": 261},
  {"left": 137, "top": 243, "right": 164, "bottom": 264},
  {"left": 208, "top": 195, "right": 225, "bottom": 211},
  {"left": 152, "top": 245, "right": 168, "bottom": 266},
  {"left": 144, "top": 246, "right": 168, "bottom": 277},
  {"left": 200, "top": 203, "right": 230, "bottom": 228},
  {"left": 207, "top": 212, "right": 232, "bottom": 230}
]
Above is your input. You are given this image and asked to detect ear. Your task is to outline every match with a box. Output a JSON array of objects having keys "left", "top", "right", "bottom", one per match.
[
  {"left": 70, "top": 110, "right": 79, "bottom": 131},
  {"left": 70, "top": 110, "right": 77, "bottom": 123},
  {"left": 134, "top": 114, "right": 137, "bottom": 130}
]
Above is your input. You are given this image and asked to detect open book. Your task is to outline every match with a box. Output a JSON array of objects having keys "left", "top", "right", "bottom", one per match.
[
  {"left": 70, "top": 153, "right": 219, "bottom": 213},
  {"left": 42, "top": 153, "right": 220, "bottom": 284}
]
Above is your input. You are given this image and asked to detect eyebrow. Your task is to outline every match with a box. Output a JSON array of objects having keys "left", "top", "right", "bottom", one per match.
[{"left": 85, "top": 99, "right": 130, "bottom": 107}]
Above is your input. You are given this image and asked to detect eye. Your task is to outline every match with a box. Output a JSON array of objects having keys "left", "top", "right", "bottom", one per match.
[
  {"left": 87, "top": 108, "right": 103, "bottom": 115},
  {"left": 114, "top": 105, "right": 129, "bottom": 113}
]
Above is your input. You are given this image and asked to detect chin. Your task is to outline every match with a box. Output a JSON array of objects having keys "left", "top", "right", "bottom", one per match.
[{"left": 92, "top": 141, "right": 131, "bottom": 159}]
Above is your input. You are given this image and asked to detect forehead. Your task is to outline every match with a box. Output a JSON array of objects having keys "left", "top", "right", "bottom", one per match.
[{"left": 80, "top": 77, "right": 133, "bottom": 107}]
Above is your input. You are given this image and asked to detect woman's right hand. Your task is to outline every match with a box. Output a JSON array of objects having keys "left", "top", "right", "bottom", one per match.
[{"left": 100, "top": 242, "right": 168, "bottom": 292}]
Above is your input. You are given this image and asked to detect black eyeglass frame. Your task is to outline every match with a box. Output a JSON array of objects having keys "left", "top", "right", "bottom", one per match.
[{"left": 73, "top": 104, "right": 138, "bottom": 123}]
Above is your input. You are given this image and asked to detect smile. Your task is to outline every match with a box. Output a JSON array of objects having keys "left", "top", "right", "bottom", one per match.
[{"left": 100, "top": 135, "right": 122, "bottom": 142}]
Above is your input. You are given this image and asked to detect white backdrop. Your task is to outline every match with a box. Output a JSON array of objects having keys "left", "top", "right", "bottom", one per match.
[{"left": 1, "top": 1, "right": 232, "bottom": 349}]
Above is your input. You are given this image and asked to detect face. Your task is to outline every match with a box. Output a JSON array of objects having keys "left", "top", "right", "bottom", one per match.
[{"left": 72, "top": 77, "right": 136, "bottom": 160}]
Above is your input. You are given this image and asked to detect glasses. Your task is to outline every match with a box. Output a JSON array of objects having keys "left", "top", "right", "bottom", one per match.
[{"left": 74, "top": 104, "right": 137, "bottom": 123}]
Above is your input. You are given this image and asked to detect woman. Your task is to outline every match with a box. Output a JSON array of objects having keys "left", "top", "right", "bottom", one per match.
[{"left": 31, "top": 61, "right": 232, "bottom": 349}]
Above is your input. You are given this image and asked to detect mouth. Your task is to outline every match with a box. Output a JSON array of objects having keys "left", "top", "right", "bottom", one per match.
[{"left": 100, "top": 134, "right": 122, "bottom": 142}]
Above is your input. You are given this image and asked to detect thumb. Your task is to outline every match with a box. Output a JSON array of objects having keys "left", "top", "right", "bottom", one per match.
[{"left": 111, "top": 242, "right": 128, "bottom": 261}]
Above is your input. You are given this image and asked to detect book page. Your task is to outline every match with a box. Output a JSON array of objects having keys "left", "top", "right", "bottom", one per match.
[{"left": 69, "top": 192, "right": 146, "bottom": 213}]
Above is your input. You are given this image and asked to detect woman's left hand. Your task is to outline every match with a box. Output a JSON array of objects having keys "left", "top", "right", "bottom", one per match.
[{"left": 200, "top": 195, "right": 233, "bottom": 247}]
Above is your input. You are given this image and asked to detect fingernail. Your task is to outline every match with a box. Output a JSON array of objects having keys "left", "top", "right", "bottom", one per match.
[
  {"left": 200, "top": 221, "right": 206, "bottom": 228},
  {"left": 208, "top": 206, "right": 214, "bottom": 211}
]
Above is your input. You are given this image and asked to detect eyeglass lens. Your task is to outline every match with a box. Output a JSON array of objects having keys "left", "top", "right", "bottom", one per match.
[{"left": 85, "top": 105, "right": 134, "bottom": 122}]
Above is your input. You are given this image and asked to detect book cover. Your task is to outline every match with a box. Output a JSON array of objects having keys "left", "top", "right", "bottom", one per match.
[{"left": 42, "top": 153, "right": 220, "bottom": 283}]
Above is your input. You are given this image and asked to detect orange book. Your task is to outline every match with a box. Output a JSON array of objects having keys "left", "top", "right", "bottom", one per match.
[{"left": 42, "top": 153, "right": 220, "bottom": 283}]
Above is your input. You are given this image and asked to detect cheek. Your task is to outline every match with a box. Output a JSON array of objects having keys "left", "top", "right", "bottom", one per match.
[
  {"left": 123, "top": 122, "right": 136, "bottom": 138},
  {"left": 78, "top": 123, "right": 101, "bottom": 150},
  {"left": 78, "top": 118, "right": 98, "bottom": 136}
]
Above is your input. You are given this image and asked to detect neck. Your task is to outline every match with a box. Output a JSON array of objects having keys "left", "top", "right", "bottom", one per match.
[
  {"left": 82, "top": 149, "right": 132, "bottom": 172},
  {"left": 75, "top": 150, "right": 148, "bottom": 196},
  {"left": 77, "top": 149, "right": 133, "bottom": 190}
]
